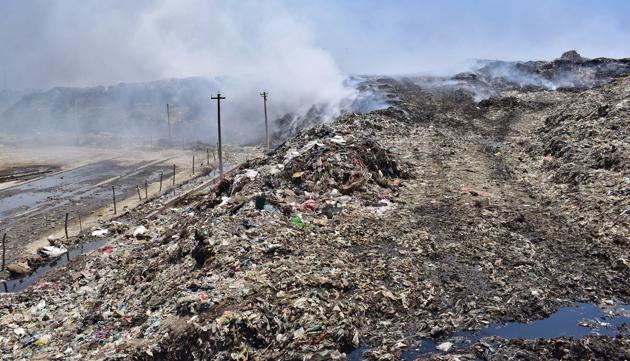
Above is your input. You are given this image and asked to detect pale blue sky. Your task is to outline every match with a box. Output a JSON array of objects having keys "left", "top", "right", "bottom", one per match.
[
  {"left": 288, "top": 0, "right": 630, "bottom": 74},
  {"left": 1, "top": 0, "right": 629, "bottom": 88}
]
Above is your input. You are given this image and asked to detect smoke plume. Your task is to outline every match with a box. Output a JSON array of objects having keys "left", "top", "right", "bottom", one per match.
[{"left": 0, "top": 0, "right": 359, "bottom": 144}]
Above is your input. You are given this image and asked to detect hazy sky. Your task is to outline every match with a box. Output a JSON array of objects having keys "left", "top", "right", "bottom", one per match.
[
  {"left": 292, "top": 0, "right": 630, "bottom": 74},
  {"left": 1, "top": 0, "right": 629, "bottom": 89}
]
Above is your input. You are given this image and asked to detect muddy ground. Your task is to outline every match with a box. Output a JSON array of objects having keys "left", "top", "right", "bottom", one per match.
[
  {"left": 0, "top": 72, "right": 628, "bottom": 360},
  {"left": 0, "top": 145, "right": 256, "bottom": 263}
]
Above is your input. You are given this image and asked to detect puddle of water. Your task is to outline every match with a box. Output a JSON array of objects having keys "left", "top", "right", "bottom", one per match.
[
  {"left": 0, "top": 162, "right": 117, "bottom": 217},
  {"left": 0, "top": 160, "right": 150, "bottom": 218},
  {"left": 2, "top": 239, "right": 107, "bottom": 293},
  {"left": 349, "top": 303, "right": 630, "bottom": 360}
]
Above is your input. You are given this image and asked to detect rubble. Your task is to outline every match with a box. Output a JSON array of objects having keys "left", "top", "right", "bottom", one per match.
[{"left": 0, "top": 61, "right": 629, "bottom": 360}]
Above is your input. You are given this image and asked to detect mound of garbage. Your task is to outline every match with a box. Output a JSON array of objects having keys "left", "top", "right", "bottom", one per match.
[
  {"left": 408, "top": 51, "right": 630, "bottom": 103},
  {"left": 0, "top": 112, "right": 416, "bottom": 359},
  {"left": 1, "top": 57, "right": 629, "bottom": 361},
  {"left": 540, "top": 75, "right": 629, "bottom": 181}
]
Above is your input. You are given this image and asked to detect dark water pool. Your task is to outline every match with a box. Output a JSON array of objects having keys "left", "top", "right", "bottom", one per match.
[
  {"left": 349, "top": 303, "right": 630, "bottom": 360},
  {"left": 2, "top": 239, "right": 107, "bottom": 293}
]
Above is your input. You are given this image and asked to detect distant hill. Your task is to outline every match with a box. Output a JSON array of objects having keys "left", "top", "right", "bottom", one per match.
[
  {"left": 3, "top": 51, "right": 626, "bottom": 145},
  {"left": 0, "top": 77, "right": 219, "bottom": 140},
  {"left": 0, "top": 76, "right": 383, "bottom": 145},
  {"left": 0, "top": 89, "right": 28, "bottom": 114}
]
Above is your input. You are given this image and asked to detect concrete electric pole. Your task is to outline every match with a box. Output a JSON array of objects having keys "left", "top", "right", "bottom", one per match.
[
  {"left": 211, "top": 92, "right": 226, "bottom": 179},
  {"left": 260, "top": 91, "right": 269, "bottom": 151}
]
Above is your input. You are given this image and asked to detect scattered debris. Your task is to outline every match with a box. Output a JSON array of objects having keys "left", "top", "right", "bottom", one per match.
[
  {"left": 91, "top": 229, "right": 108, "bottom": 237},
  {"left": 436, "top": 342, "right": 454, "bottom": 352},
  {"left": 0, "top": 54, "right": 629, "bottom": 360},
  {"left": 132, "top": 225, "right": 147, "bottom": 238},
  {"left": 37, "top": 245, "right": 67, "bottom": 259}
]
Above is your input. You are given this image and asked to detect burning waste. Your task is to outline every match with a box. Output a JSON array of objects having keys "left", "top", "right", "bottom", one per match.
[{"left": 0, "top": 50, "right": 629, "bottom": 360}]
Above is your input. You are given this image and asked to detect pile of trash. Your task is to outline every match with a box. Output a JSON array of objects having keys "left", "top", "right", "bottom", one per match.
[
  {"left": 223, "top": 121, "right": 410, "bottom": 203},
  {"left": 0, "top": 113, "right": 416, "bottom": 359},
  {"left": 527, "top": 75, "right": 630, "bottom": 269},
  {"left": 396, "top": 51, "right": 630, "bottom": 104},
  {"left": 540, "top": 75, "right": 629, "bottom": 181},
  {"left": 1, "top": 58, "right": 629, "bottom": 361}
]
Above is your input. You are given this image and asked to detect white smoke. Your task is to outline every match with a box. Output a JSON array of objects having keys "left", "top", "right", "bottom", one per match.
[{"left": 0, "top": 0, "right": 358, "bottom": 143}]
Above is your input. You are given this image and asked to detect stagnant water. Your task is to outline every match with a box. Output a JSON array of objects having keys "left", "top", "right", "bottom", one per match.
[
  {"left": 349, "top": 303, "right": 630, "bottom": 360},
  {"left": 2, "top": 239, "right": 107, "bottom": 293},
  {"left": 0, "top": 161, "right": 129, "bottom": 218}
]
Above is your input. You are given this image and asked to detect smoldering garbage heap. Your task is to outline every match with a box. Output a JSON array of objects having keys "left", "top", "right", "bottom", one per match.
[
  {"left": 1, "top": 70, "right": 629, "bottom": 361},
  {"left": 520, "top": 75, "right": 630, "bottom": 270},
  {"left": 0, "top": 114, "right": 416, "bottom": 360}
]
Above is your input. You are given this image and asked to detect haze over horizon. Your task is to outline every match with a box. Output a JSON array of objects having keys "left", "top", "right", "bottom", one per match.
[{"left": 1, "top": 0, "right": 629, "bottom": 91}]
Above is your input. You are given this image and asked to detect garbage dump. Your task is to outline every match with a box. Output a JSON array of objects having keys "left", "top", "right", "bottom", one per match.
[{"left": 0, "top": 53, "right": 629, "bottom": 360}]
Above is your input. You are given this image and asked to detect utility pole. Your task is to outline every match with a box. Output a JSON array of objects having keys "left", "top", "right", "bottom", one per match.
[
  {"left": 64, "top": 213, "right": 69, "bottom": 239},
  {"left": 112, "top": 186, "right": 117, "bottom": 215},
  {"left": 260, "top": 91, "right": 269, "bottom": 151},
  {"left": 2, "top": 233, "right": 6, "bottom": 271},
  {"left": 211, "top": 92, "right": 226, "bottom": 179},
  {"left": 166, "top": 103, "right": 172, "bottom": 143}
]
